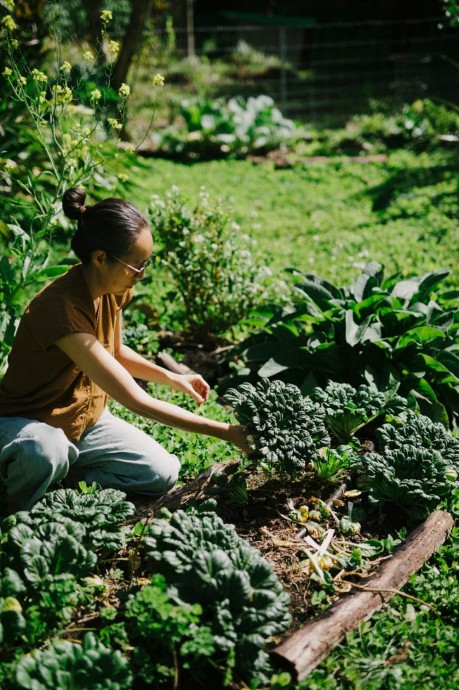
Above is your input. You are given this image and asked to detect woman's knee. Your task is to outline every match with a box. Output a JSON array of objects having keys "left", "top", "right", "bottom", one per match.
[{"left": 0, "top": 421, "right": 78, "bottom": 502}]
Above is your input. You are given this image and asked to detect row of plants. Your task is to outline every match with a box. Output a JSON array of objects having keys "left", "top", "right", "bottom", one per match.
[{"left": 0, "top": 485, "right": 294, "bottom": 689}]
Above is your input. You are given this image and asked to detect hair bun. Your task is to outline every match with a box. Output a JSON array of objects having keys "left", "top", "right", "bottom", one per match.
[{"left": 62, "top": 187, "right": 87, "bottom": 221}]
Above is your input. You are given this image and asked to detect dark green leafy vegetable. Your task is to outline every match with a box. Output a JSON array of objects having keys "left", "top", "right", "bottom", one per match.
[
  {"left": 224, "top": 378, "right": 329, "bottom": 476},
  {"left": 364, "top": 446, "right": 453, "bottom": 519},
  {"left": 143, "top": 506, "right": 291, "bottom": 684},
  {"left": 11, "top": 632, "right": 132, "bottom": 690},
  {"left": 311, "top": 381, "right": 407, "bottom": 441},
  {"left": 377, "top": 411, "right": 459, "bottom": 471},
  {"left": 20, "top": 488, "right": 136, "bottom": 552}
]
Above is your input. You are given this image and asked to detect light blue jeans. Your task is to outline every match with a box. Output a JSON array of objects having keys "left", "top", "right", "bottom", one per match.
[{"left": 0, "top": 409, "right": 180, "bottom": 510}]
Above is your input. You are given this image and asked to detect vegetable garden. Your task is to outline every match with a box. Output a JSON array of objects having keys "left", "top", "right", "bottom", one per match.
[{"left": 1, "top": 2, "right": 459, "bottom": 689}]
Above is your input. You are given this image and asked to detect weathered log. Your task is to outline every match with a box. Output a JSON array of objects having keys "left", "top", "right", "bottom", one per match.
[
  {"left": 272, "top": 509, "right": 454, "bottom": 681},
  {"left": 156, "top": 351, "right": 196, "bottom": 376},
  {"left": 131, "top": 459, "right": 238, "bottom": 520}
]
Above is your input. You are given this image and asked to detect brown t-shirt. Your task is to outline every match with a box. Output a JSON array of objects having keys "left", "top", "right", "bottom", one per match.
[{"left": 0, "top": 264, "right": 133, "bottom": 441}]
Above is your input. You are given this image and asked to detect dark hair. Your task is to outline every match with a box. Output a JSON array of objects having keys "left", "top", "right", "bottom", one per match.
[{"left": 62, "top": 187, "right": 149, "bottom": 263}]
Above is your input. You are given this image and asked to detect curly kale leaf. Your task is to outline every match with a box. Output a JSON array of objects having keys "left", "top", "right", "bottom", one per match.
[
  {"left": 224, "top": 378, "right": 329, "bottom": 476},
  {"left": 143, "top": 508, "right": 291, "bottom": 683},
  {"left": 11, "top": 632, "right": 132, "bottom": 690},
  {"left": 377, "top": 411, "right": 459, "bottom": 470},
  {"left": 364, "top": 446, "right": 454, "bottom": 519},
  {"left": 310, "top": 381, "right": 405, "bottom": 441},
  {"left": 24, "top": 488, "right": 136, "bottom": 552}
]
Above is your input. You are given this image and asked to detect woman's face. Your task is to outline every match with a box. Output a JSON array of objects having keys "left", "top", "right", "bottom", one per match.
[{"left": 104, "top": 226, "right": 154, "bottom": 294}]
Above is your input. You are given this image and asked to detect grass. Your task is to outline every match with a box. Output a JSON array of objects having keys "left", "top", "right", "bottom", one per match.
[{"left": 130, "top": 148, "right": 458, "bottom": 291}]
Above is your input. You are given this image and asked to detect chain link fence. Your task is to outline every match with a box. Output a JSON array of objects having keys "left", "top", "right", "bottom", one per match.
[{"left": 150, "top": 16, "right": 459, "bottom": 120}]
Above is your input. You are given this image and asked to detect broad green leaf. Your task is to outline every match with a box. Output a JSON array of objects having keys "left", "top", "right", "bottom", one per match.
[{"left": 396, "top": 326, "right": 447, "bottom": 349}]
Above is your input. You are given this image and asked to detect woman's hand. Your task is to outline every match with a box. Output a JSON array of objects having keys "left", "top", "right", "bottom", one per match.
[
  {"left": 225, "top": 424, "right": 254, "bottom": 455},
  {"left": 171, "top": 373, "right": 211, "bottom": 405}
]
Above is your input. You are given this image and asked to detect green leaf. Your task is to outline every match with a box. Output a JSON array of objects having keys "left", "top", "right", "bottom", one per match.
[{"left": 397, "top": 326, "right": 447, "bottom": 349}]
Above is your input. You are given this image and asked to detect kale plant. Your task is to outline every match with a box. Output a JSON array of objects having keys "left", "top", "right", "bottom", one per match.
[
  {"left": 224, "top": 378, "right": 329, "bottom": 476},
  {"left": 377, "top": 412, "right": 459, "bottom": 471},
  {"left": 10, "top": 633, "right": 132, "bottom": 690},
  {"left": 362, "top": 411, "right": 459, "bottom": 518},
  {"left": 18, "top": 488, "right": 136, "bottom": 552},
  {"left": 311, "top": 381, "right": 407, "bottom": 442},
  {"left": 364, "top": 446, "right": 453, "bottom": 519},
  {"left": 143, "top": 506, "right": 291, "bottom": 685}
]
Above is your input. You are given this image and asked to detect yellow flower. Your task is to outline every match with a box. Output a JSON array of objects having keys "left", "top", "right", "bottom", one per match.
[
  {"left": 60, "top": 61, "right": 72, "bottom": 74},
  {"left": 90, "top": 88, "right": 102, "bottom": 102},
  {"left": 108, "top": 40, "right": 119, "bottom": 58},
  {"left": 18, "top": 75, "right": 26, "bottom": 85},
  {"left": 153, "top": 73, "right": 165, "bottom": 87},
  {"left": 1, "top": 15, "right": 17, "bottom": 31},
  {"left": 107, "top": 117, "right": 122, "bottom": 130},
  {"left": 52, "top": 84, "right": 72, "bottom": 102},
  {"left": 2, "top": 66, "right": 12, "bottom": 77},
  {"left": 83, "top": 50, "right": 94, "bottom": 62},
  {"left": 100, "top": 10, "right": 112, "bottom": 23},
  {"left": 31, "top": 68, "right": 47, "bottom": 83},
  {"left": 2, "top": 1, "right": 15, "bottom": 12},
  {"left": 118, "top": 82, "right": 130, "bottom": 97}
]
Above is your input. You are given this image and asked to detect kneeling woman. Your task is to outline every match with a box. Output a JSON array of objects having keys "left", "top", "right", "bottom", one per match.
[{"left": 0, "top": 188, "right": 248, "bottom": 511}]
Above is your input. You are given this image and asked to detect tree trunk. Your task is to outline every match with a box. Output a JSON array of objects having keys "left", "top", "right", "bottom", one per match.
[
  {"left": 272, "top": 510, "right": 454, "bottom": 681},
  {"left": 111, "top": 0, "right": 155, "bottom": 92},
  {"left": 81, "top": 0, "right": 104, "bottom": 51}
]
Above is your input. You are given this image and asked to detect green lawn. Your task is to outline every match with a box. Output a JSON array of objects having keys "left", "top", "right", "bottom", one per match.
[{"left": 131, "top": 149, "right": 458, "bottom": 289}]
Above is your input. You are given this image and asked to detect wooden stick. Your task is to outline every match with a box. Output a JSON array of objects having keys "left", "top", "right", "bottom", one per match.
[{"left": 272, "top": 510, "right": 454, "bottom": 681}]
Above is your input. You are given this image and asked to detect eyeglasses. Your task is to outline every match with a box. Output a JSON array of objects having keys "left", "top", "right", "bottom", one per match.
[{"left": 112, "top": 255, "right": 154, "bottom": 274}]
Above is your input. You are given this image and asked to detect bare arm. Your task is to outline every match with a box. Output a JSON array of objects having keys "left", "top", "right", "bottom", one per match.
[{"left": 56, "top": 332, "right": 247, "bottom": 450}]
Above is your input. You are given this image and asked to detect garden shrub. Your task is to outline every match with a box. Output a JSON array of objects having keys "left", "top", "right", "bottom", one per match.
[
  {"left": 143, "top": 505, "right": 291, "bottom": 685},
  {"left": 150, "top": 186, "right": 273, "bottom": 339}
]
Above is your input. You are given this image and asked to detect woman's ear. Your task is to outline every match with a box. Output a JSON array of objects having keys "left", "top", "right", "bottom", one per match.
[{"left": 90, "top": 249, "right": 108, "bottom": 270}]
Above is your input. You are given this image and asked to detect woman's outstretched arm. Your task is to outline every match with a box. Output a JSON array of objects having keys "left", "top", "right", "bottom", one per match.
[{"left": 56, "top": 332, "right": 249, "bottom": 452}]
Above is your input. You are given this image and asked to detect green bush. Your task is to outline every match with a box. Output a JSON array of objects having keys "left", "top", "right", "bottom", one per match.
[
  {"left": 223, "top": 262, "right": 459, "bottom": 429},
  {"left": 150, "top": 186, "right": 273, "bottom": 340}
]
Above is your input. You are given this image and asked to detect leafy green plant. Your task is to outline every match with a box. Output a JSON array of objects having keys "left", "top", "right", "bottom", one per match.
[
  {"left": 310, "top": 445, "right": 357, "bottom": 482},
  {"left": 224, "top": 378, "right": 330, "bottom": 477},
  {"left": 143, "top": 504, "right": 291, "bottom": 685},
  {"left": 376, "top": 411, "right": 459, "bottom": 471},
  {"left": 360, "top": 412, "right": 459, "bottom": 519},
  {"left": 12, "top": 487, "right": 137, "bottom": 552},
  {"left": 153, "top": 94, "right": 295, "bottom": 160},
  {"left": 10, "top": 632, "right": 132, "bottom": 690},
  {"left": 225, "top": 262, "right": 459, "bottom": 429},
  {"left": 119, "top": 573, "right": 215, "bottom": 687},
  {"left": 311, "top": 381, "right": 407, "bottom": 442},
  {"left": 150, "top": 186, "right": 273, "bottom": 340}
]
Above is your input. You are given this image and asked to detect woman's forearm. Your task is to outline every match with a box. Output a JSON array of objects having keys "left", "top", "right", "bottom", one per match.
[{"left": 115, "top": 344, "right": 179, "bottom": 386}]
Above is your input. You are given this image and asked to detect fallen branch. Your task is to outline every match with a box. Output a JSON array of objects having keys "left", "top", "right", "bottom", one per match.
[
  {"left": 272, "top": 509, "right": 454, "bottom": 681},
  {"left": 130, "top": 459, "right": 238, "bottom": 520}
]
